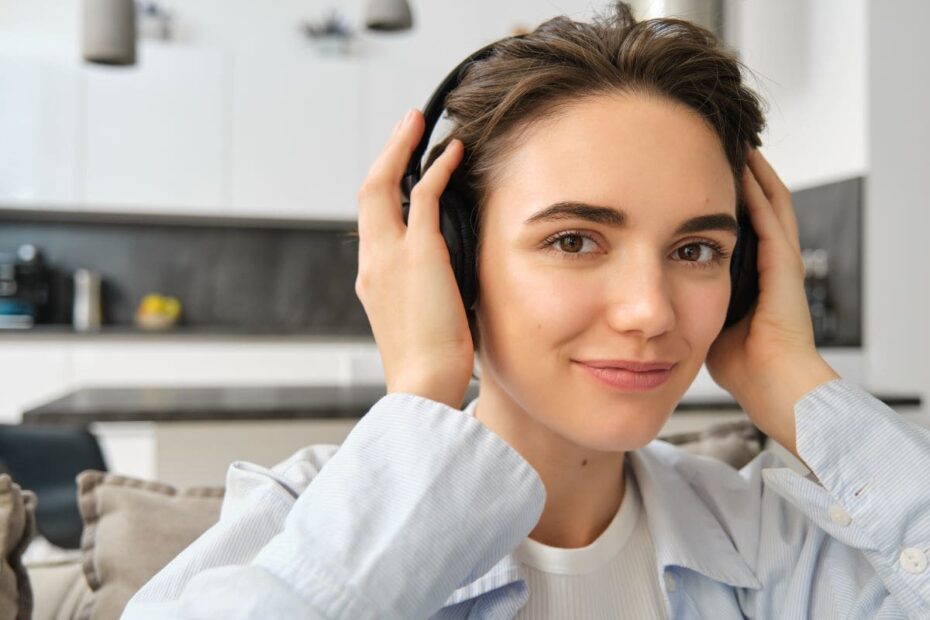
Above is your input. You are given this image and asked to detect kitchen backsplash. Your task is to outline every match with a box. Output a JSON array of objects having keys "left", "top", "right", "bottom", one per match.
[{"left": 0, "top": 211, "right": 371, "bottom": 335}]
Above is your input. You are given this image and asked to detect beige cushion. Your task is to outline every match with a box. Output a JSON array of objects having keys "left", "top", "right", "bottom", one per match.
[
  {"left": 659, "top": 418, "right": 764, "bottom": 469},
  {"left": 27, "top": 559, "right": 93, "bottom": 620},
  {"left": 76, "top": 471, "right": 224, "bottom": 620},
  {"left": 0, "top": 474, "right": 37, "bottom": 620}
]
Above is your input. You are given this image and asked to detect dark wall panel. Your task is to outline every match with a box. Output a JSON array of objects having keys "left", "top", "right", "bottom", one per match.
[{"left": 0, "top": 213, "right": 370, "bottom": 336}]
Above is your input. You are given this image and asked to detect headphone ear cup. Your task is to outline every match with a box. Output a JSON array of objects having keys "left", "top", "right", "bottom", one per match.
[
  {"left": 437, "top": 175, "right": 479, "bottom": 311},
  {"left": 400, "top": 166, "right": 478, "bottom": 311},
  {"left": 724, "top": 209, "right": 760, "bottom": 327}
]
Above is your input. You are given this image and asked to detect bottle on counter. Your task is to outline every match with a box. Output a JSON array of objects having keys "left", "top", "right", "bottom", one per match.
[{"left": 73, "top": 268, "right": 103, "bottom": 332}]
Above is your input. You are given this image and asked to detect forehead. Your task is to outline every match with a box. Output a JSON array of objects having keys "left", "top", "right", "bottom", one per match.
[{"left": 484, "top": 93, "right": 737, "bottom": 228}]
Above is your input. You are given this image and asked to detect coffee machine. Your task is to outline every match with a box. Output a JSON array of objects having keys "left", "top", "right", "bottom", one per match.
[{"left": 0, "top": 244, "right": 50, "bottom": 329}]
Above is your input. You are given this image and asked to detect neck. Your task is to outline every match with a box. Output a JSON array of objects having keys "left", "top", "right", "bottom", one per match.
[{"left": 473, "top": 376, "right": 626, "bottom": 549}]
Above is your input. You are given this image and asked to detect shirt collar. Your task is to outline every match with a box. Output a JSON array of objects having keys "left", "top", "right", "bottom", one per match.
[
  {"left": 445, "top": 401, "right": 762, "bottom": 609},
  {"left": 627, "top": 440, "right": 762, "bottom": 590}
]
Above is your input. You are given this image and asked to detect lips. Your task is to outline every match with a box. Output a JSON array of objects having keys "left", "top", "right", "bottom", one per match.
[
  {"left": 573, "top": 360, "right": 677, "bottom": 391},
  {"left": 576, "top": 360, "right": 676, "bottom": 372}
]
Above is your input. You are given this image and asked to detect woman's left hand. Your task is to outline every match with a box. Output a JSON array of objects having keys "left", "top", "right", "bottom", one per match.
[{"left": 705, "top": 148, "right": 839, "bottom": 459}]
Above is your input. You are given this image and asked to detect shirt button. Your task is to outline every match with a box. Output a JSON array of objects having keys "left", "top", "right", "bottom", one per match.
[
  {"left": 664, "top": 572, "right": 678, "bottom": 592},
  {"left": 828, "top": 503, "right": 852, "bottom": 526},
  {"left": 900, "top": 548, "right": 928, "bottom": 574}
]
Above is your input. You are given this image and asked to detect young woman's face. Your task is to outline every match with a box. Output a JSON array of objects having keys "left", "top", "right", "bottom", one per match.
[{"left": 474, "top": 93, "right": 739, "bottom": 451}]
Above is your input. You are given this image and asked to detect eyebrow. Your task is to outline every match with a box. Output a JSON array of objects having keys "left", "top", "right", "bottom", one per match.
[{"left": 523, "top": 201, "right": 739, "bottom": 236}]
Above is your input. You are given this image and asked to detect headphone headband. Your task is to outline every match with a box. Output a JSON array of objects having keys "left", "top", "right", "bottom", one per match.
[{"left": 402, "top": 37, "right": 519, "bottom": 197}]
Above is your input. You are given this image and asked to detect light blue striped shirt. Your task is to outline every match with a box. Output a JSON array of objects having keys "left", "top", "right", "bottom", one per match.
[{"left": 122, "top": 379, "right": 929, "bottom": 618}]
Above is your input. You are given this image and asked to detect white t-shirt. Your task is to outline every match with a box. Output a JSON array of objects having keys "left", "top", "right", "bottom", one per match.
[{"left": 514, "top": 459, "right": 668, "bottom": 619}]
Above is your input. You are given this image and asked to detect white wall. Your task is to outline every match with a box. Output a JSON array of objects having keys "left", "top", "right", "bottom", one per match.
[
  {"left": 732, "top": 0, "right": 868, "bottom": 191},
  {"left": 866, "top": 1, "right": 930, "bottom": 399}
]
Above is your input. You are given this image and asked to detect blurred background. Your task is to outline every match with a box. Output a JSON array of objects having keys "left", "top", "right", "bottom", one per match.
[{"left": 0, "top": 0, "right": 926, "bottom": 489}]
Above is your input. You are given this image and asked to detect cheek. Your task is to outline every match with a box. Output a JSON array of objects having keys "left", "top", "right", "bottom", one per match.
[
  {"left": 674, "top": 275, "right": 731, "bottom": 349},
  {"left": 477, "top": 256, "right": 599, "bottom": 352}
]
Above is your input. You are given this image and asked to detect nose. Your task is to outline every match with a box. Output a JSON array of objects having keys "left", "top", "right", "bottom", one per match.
[{"left": 603, "top": 254, "right": 676, "bottom": 339}]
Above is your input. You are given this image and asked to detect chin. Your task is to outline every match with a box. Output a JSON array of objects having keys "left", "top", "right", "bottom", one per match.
[
  {"left": 574, "top": 432, "right": 661, "bottom": 454},
  {"left": 564, "top": 409, "right": 670, "bottom": 453}
]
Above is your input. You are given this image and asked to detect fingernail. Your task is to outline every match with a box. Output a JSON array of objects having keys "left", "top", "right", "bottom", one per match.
[
  {"left": 392, "top": 119, "right": 402, "bottom": 135},
  {"left": 403, "top": 108, "right": 417, "bottom": 126}
]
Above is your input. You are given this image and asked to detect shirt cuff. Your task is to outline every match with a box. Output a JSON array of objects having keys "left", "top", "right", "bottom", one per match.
[
  {"left": 795, "top": 378, "right": 930, "bottom": 609},
  {"left": 251, "top": 391, "right": 546, "bottom": 619}
]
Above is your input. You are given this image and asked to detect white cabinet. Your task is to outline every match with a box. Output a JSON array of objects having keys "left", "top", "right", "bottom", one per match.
[
  {"left": 359, "top": 2, "right": 523, "bottom": 174},
  {"left": 361, "top": 37, "right": 474, "bottom": 176},
  {"left": 80, "top": 45, "right": 226, "bottom": 213},
  {"left": 0, "top": 1, "right": 866, "bottom": 219},
  {"left": 0, "top": 341, "right": 73, "bottom": 423},
  {"left": 0, "top": 42, "right": 80, "bottom": 206},
  {"left": 68, "top": 340, "right": 358, "bottom": 386},
  {"left": 229, "top": 53, "right": 363, "bottom": 220},
  {"left": 153, "top": 419, "right": 359, "bottom": 487}
]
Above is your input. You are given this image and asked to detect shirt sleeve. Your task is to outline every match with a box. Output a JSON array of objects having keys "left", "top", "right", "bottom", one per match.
[
  {"left": 748, "top": 379, "right": 930, "bottom": 619},
  {"left": 796, "top": 379, "right": 930, "bottom": 614},
  {"left": 122, "top": 392, "right": 546, "bottom": 620}
]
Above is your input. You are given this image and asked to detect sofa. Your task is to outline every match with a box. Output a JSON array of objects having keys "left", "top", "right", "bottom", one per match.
[{"left": 5, "top": 419, "right": 766, "bottom": 620}]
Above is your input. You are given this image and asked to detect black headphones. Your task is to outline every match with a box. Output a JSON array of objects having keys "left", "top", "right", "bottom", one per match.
[{"left": 401, "top": 38, "right": 759, "bottom": 329}]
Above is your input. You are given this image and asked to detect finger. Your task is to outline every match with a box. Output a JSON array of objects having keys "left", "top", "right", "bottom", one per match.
[
  {"left": 357, "top": 109, "right": 426, "bottom": 241},
  {"left": 365, "top": 109, "right": 425, "bottom": 193},
  {"left": 742, "top": 166, "right": 789, "bottom": 248},
  {"left": 407, "top": 139, "right": 464, "bottom": 237},
  {"left": 747, "top": 150, "right": 801, "bottom": 252}
]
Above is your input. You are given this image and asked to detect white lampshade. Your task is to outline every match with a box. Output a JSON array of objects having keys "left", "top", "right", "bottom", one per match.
[
  {"left": 365, "top": 0, "right": 414, "bottom": 32},
  {"left": 82, "top": 0, "right": 137, "bottom": 66}
]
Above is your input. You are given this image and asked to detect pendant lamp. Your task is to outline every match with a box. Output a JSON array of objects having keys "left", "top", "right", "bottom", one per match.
[
  {"left": 82, "top": 0, "right": 137, "bottom": 66},
  {"left": 364, "top": 0, "right": 414, "bottom": 32}
]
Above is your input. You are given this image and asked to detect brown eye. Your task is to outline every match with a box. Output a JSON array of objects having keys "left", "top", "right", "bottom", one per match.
[
  {"left": 542, "top": 231, "right": 599, "bottom": 258},
  {"left": 671, "top": 241, "right": 728, "bottom": 269},
  {"left": 559, "top": 235, "right": 585, "bottom": 253},
  {"left": 677, "top": 244, "right": 702, "bottom": 261}
]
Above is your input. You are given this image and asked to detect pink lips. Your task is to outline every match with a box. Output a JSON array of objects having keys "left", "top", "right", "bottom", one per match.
[
  {"left": 574, "top": 360, "right": 676, "bottom": 391},
  {"left": 579, "top": 360, "right": 676, "bottom": 372}
]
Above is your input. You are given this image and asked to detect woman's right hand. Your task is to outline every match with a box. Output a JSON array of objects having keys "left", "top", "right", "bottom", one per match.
[{"left": 355, "top": 108, "right": 474, "bottom": 409}]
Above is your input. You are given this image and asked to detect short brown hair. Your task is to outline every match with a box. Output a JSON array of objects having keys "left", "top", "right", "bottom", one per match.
[{"left": 424, "top": 1, "right": 768, "bottom": 351}]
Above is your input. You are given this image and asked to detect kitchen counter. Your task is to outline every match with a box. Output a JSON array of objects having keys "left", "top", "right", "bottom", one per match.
[
  {"left": 21, "top": 383, "right": 923, "bottom": 426},
  {"left": 21, "top": 384, "right": 436, "bottom": 425}
]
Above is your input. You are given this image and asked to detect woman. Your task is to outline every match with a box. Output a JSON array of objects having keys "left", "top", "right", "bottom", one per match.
[{"left": 124, "top": 3, "right": 929, "bottom": 618}]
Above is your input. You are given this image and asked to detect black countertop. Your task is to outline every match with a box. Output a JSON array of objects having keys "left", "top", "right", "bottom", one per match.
[
  {"left": 20, "top": 384, "right": 924, "bottom": 426},
  {"left": 21, "top": 384, "right": 436, "bottom": 426}
]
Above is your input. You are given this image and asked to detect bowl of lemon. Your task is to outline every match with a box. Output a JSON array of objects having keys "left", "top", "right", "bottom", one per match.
[{"left": 134, "top": 293, "right": 182, "bottom": 331}]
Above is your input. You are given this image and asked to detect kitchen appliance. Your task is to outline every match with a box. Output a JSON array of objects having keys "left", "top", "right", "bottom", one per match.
[
  {"left": 803, "top": 248, "right": 838, "bottom": 343},
  {"left": 0, "top": 244, "right": 51, "bottom": 329}
]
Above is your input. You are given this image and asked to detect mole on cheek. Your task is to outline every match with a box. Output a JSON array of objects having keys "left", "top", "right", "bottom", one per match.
[{"left": 581, "top": 459, "right": 588, "bottom": 467}]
